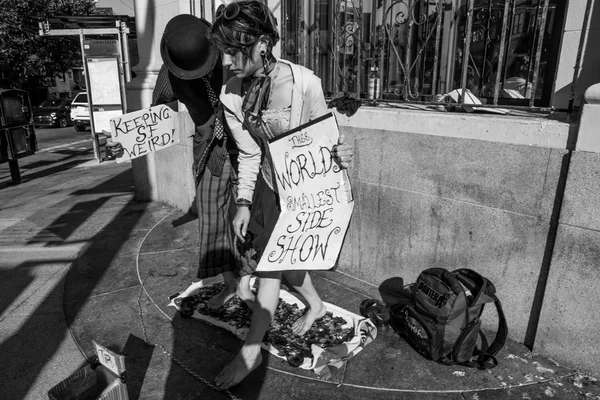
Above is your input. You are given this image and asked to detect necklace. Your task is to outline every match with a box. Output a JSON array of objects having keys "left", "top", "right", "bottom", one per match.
[{"left": 266, "top": 61, "right": 280, "bottom": 110}]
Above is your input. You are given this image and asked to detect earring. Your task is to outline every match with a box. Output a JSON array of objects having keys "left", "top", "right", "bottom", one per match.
[
  {"left": 259, "top": 42, "right": 268, "bottom": 57},
  {"left": 262, "top": 53, "right": 271, "bottom": 73}
]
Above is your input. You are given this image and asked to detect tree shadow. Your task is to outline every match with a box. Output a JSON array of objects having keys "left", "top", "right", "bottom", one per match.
[
  {"left": 0, "top": 155, "right": 94, "bottom": 191},
  {"left": 0, "top": 169, "right": 143, "bottom": 399},
  {"left": 0, "top": 260, "right": 91, "bottom": 399}
]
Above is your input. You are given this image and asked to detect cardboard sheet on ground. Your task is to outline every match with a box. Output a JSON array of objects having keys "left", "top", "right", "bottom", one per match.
[
  {"left": 168, "top": 275, "right": 377, "bottom": 380},
  {"left": 259, "top": 112, "right": 354, "bottom": 272},
  {"left": 109, "top": 104, "right": 179, "bottom": 163}
]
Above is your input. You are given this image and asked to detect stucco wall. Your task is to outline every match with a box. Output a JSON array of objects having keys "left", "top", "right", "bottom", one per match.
[
  {"left": 535, "top": 150, "right": 600, "bottom": 376},
  {"left": 123, "top": 0, "right": 599, "bottom": 376},
  {"left": 535, "top": 85, "right": 600, "bottom": 376},
  {"left": 332, "top": 103, "right": 600, "bottom": 376},
  {"left": 335, "top": 107, "right": 569, "bottom": 348}
]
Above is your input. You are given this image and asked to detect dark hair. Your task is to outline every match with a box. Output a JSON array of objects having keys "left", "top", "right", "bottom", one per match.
[{"left": 208, "top": 0, "right": 280, "bottom": 60}]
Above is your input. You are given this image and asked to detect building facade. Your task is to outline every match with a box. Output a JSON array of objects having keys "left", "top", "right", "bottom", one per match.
[{"left": 126, "top": 0, "right": 600, "bottom": 375}]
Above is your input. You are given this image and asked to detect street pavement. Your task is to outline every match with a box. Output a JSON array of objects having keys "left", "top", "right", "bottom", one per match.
[{"left": 0, "top": 142, "right": 599, "bottom": 400}]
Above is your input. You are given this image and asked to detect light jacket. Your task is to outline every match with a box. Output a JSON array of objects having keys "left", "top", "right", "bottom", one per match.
[{"left": 220, "top": 59, "right": 327, "bottom": 202}]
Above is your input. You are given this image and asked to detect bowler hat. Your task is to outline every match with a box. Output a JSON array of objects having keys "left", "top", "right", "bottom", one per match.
[{"left": 160, "top": 14, "right": 219, "bottom": 80}]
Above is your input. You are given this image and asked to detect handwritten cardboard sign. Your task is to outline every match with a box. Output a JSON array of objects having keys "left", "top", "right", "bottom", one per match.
[
  {"left": 93, "top": 341, "right": 126, "bottom": 377},
  {"left": 257, "top": 112, "right": 354, "bottom": 271},
  {"left": 109, "top": 104, "right": 179, "bottom": 163}
]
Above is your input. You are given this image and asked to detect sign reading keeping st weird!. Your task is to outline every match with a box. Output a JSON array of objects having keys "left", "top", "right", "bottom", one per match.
[
  {"left": 258, "top": 112, "right": 354, "bottom": 272},
  {"left": 109, "top": 104, "right": 179, "bottom": 163}
]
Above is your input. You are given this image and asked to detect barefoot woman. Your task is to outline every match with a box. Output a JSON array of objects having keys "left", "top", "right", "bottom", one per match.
[{"left": 209, "top": 0, "right": 355, "bottom": 389}]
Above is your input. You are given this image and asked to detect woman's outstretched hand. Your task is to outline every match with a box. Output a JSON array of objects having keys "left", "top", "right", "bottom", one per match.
[
  {"left": 332, "top": 131, "right": 354, "bottom": 169},
  {"left": 233, "top": 206, "right": 251, "bottom": 243}
]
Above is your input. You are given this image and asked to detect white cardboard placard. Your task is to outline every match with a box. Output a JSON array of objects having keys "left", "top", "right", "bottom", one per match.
[
  {"left": 258, "top": 112, "right": 354, "bottom": 271},
  {"left": 93, "top": 341, "right": 126, "bottom": 377},
  {"left": 109, "top": 104, "right": 179, "bottom": 163}
]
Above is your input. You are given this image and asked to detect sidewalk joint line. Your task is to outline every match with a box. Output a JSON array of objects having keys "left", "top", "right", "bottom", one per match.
[
  {"left": 139, "top": 247, "right": 197, "bottom": 256},
  {"left": 63, "top": 285, "right": 141, "bottom": 305},
  {"left": 356, "top": 179, "right": 550, "bottom": 218},
  {"left": 336, "top": 270, "right": 378, "bottom": 288}
]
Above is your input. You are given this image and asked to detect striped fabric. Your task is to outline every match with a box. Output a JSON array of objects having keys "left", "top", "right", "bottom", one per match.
[
  {"left": 196, "top": 155, "right": 247, "bottom": 278},
  {"left": 152, "top": 65, "right": 176, "bottom": 106},
  {"left": 152, "top": 64, "right": 243, "bottom": 279}
]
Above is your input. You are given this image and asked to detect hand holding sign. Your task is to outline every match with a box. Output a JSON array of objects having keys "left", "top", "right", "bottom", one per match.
[
  {"left": 100, "top": 130, "right": 124, "bottom": 160},
  {"left": 109, "top": 104, "right": 179, "bottom": 163},
  {"left": 332, "top": 131, "right": 354, "bottom": 169}
]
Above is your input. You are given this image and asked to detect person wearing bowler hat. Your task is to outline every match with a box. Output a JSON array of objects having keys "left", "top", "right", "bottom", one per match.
[{"left": 154, "top": 14, "right": 255, "bottom": 309}]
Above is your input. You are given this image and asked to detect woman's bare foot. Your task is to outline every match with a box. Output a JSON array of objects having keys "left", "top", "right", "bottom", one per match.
[
  {"left": 207, "top": 285, "right": 236, "bottom": 310},
  {"left": 214, "top": 347, "right": 263, "bottom": 389},
  {"left": 292, "top": 303, "right": 327, "bottom": 335},
  {"left": 208, "top": 272, "right": 237, "bottom": 310}
]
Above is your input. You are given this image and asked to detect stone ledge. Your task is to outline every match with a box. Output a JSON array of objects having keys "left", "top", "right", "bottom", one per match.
[
  {"left": 583, "top": 82, "right": 600, "bottom": 104},
  {"left": 334, "top": 106, "right": 570, "bottom": 150},
  {"left": 576, "top": 83, "right": 600, "bottom": 153}
]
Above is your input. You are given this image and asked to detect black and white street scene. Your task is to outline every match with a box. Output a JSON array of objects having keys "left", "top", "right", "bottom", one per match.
[{"left": 1, "top": 1, "right": 600, "bottom": 399}]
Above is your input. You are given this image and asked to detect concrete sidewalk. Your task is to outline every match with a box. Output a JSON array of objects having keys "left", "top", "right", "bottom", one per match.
[{"left": 0, "top": 146, "right": 598, "bottom": 400}]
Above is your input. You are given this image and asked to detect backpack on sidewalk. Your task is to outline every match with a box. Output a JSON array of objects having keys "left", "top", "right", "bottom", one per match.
[{"left": 387, "top": 268, "right": 508, "bottom": 369}]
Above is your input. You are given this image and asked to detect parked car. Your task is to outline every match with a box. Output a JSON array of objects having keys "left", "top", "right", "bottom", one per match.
[
  {"left": 33, "top": 98, "right": 72, "bottom": 128},
  {"left": 70, "top": 92, "right": 90, "bottom": 132}
]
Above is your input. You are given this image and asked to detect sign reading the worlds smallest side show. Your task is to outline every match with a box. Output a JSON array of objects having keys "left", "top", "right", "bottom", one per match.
[
  {"left": 258, "top": 112, "right": 354, "bottom": 272},
  {"left": 109, "top": 104, "right": 179, "bottom": 163}
]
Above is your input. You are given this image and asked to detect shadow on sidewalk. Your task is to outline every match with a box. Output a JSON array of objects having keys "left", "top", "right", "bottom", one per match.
[
  {"left": 0, "top": 148, "right": 94, "bottom": 191},
  {"left": 21, "top": 148, "right": 94, "bottom": 171},
  {"left": 0, "top": 259, "right": 88, "bottom": 398},
  {"left": 136, "top": 211, "right": 267, "bottom": 400},
  {"left": 0, "top": 170, "right": 145, "bottom": 399}
]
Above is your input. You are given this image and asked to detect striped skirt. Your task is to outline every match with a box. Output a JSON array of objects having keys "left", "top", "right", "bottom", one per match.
[{"left": 196, "top": 156, "right": 249, "bottom": 278}]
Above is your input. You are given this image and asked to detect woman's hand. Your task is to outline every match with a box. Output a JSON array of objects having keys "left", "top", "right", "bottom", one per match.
[
  {"left": 233, "top": 206, "right": 251, "bottom": 243},
  {"left": 332, "top": 132, "right": 354, "bottom": 169}
]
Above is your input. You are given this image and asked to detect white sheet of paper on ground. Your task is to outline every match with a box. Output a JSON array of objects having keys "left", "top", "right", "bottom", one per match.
[{"left": 168, "top": 275, "right": 377, "bottom": 380}]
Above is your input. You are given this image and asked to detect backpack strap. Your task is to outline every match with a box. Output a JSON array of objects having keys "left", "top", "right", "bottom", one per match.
[
  {"left": 453, "top": 269, "right": 509, "bottom": 370},
  {"left": 477, "top": 292, "right": 508, "bottom": 366},
  {"left": 467, "top": 290, "right": 508, "bottom": 370},
  {"left": 468, "top": 349, "right": 499, "bottom": 370}
]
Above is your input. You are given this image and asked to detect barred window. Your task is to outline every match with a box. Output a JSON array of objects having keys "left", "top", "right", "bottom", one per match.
[{"left": 280, "top": 0, "right": 566, "bottom": 111}]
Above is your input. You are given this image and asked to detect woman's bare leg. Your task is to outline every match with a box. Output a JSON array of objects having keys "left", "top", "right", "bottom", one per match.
[
  {"left": 214, "top": 271, "right": 282, "bottom": 389},
  {"left": 283, "top": 271, "right": 327, "bottom": 335},
  {"left": 236, "top": 274, "right": 256, "bottom": 308}
]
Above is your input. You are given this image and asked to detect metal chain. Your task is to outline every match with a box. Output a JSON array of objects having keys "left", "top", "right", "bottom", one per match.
[{"left": 136, "top": 278, "right": 242, "bottom": 400}]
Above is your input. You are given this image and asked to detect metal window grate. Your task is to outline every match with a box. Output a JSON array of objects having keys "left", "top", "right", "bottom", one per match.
[{"left": 280, "top": 0, "right": 572, "bottom": 113}]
